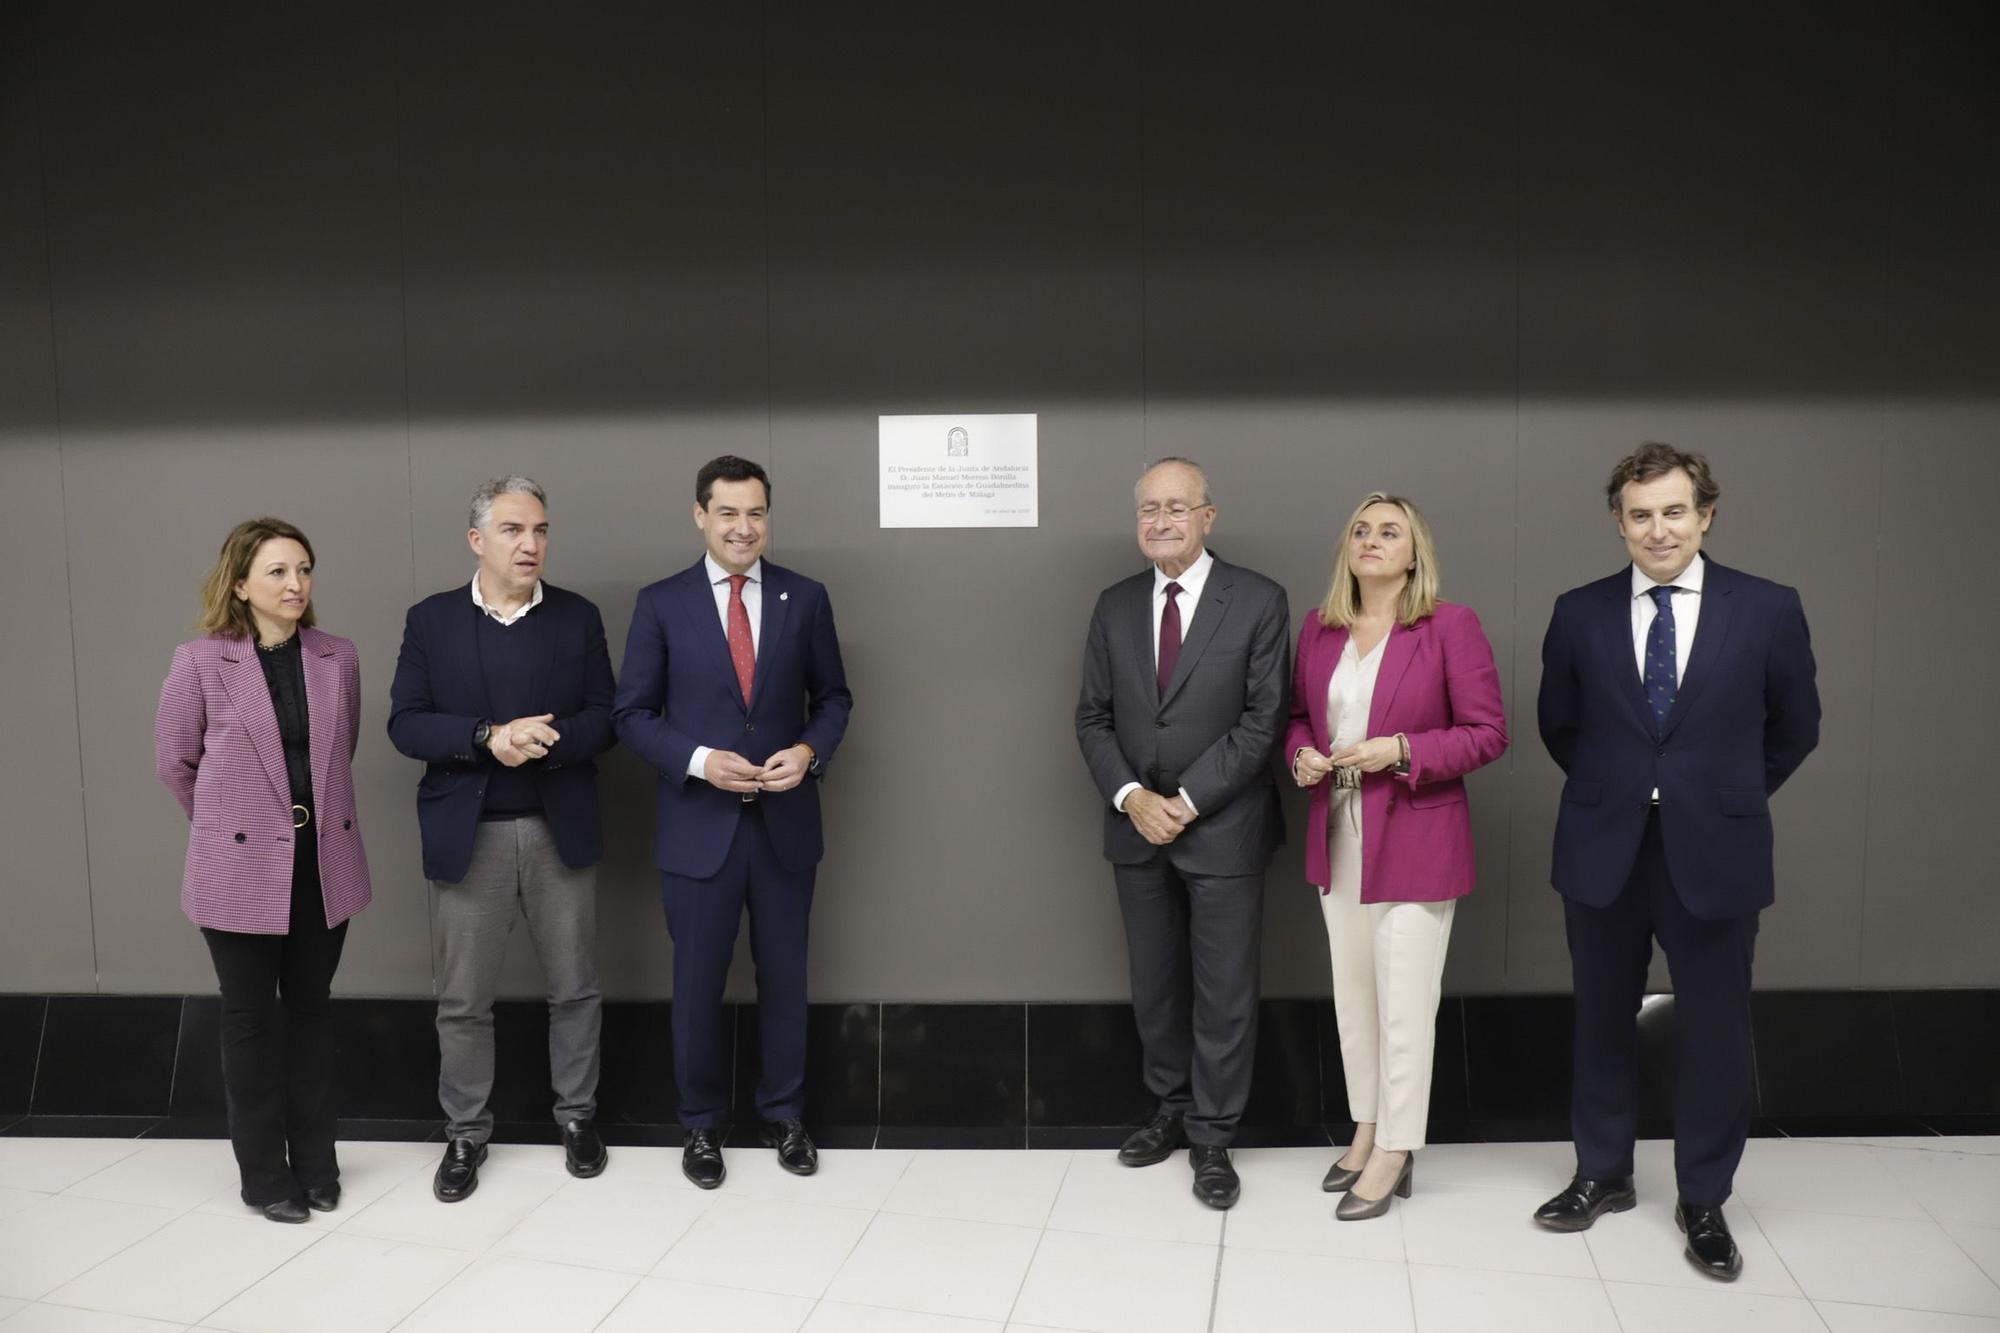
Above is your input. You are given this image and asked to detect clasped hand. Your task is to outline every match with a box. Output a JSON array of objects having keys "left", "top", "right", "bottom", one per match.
[
  {"left": 488, "top": 714, "right": 559, "bottom": 768},
  {"left": 1126, "top": 788, "right": 1195, "bottom": 846},
  {"left": 704, "top": 745, "right": 813, "bottom": 794},
  {"left": 1294, "top": 736, "right": 1401, "bottom": 787}
]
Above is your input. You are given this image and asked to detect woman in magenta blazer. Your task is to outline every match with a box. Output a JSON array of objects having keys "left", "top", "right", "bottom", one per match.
[
  {"left": 154, "top": 517, "right": 372, "bottom": 1224},
  {"left": 1285, "top": 493, "right": 1507, "bottom": 1220}
]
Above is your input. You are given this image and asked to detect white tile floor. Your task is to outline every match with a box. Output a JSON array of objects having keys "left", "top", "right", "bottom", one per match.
[{"left": 0, "top": 1134, "right": 1994, "bottom": 1332}]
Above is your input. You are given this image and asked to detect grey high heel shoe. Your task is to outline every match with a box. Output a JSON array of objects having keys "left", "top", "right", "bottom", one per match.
[
  {"left": 1335, "top": 1152, "right": 1413, "bottom": 1221},
  {"left": 1321, "top": 1157, "right": 1365, "bottom": 1192}
]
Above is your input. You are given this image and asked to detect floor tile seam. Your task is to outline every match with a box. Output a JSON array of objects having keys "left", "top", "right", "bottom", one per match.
[
  {"left": 999, "top": 1222, "right": 1050, "bottom": 1331},
  {"left": 16, "top": 1194, "right": 183, "bottom": 1303},
  {"left": 812, "top": 1198, "right": 886, "bottom": 1304},
  {"left": 40, "top": 1139, "right": 150, "bottom": 1198},
  {"left": 1035, "top": 1222, "right": 1223, "bottom": 1249},
  {"left": 188, "top": 1226, "right": 337, "bottom": 1329},
  {"left": 1917, "top": 1195, "right": 2000, "bottom": 1298},
  {"left": 1586, "top": 1270, "right": 1806, "bottom": 1301},
  {"left": 1204, "top": 1212, "right": 1225, "bottom": 1333},
  {"left": 1398, "top": 1251, "right": 1603, "bottom": 1284}
]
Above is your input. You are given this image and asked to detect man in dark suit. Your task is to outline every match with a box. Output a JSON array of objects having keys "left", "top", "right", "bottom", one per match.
[
  {"left": 1075, "top": 456, "right": 1289, "bottom": 1210},
  {"left": 1533, "top": 443, "right": 1820, "bottom": 1280},
  {"left": 614, "top": 455, "right": 852, "bottom": 1190},
  {"left": 389, "top": 476, "right": 618, "bottom": 1202}
]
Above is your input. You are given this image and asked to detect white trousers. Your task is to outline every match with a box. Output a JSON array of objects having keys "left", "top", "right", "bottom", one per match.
[{"left": 1321, "top": 807, "right": 1456, "bottom": 1151}]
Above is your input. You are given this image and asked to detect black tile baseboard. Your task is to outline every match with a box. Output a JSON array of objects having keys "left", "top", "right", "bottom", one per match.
[{"left": 0, "top": 990, "right": 1992, "bottom": 1145}]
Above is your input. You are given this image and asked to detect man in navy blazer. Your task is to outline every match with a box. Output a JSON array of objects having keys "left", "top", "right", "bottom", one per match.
[
  {"left": 389, "top": 476, "right": 618, "bottom": 1202},
  {"left": 614, "top": 455, "right": 852, "bottom": 1189},
  {"left": 1533, "top": 444, "right": 1820, "bottom": 1281}
]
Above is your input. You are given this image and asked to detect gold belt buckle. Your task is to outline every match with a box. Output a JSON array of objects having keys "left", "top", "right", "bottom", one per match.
[{"left": 292, "top": 804, "right": 311, "bottom": 829}]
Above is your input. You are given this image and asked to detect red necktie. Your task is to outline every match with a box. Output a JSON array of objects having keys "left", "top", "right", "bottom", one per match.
[
  {"left": 726, "top": 574, "right": 755, "bottom": 705},
  {"left": 1157, "top": 581, "right": 1183, "bottom": 698}
]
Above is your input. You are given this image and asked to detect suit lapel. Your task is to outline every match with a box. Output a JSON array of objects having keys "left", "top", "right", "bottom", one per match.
[
  {"left": 1127, "top": 575, "right": 1157, "bottom": 698},
  {"left": 1367, "top": 620, "right": 1422, "bottom": 735},
  {"left": 218, "top": 638, "right": 292, "bottom": 806},
  {"left": 1660, "top": 563, "right": 1733, "bottom": 742},
  {"left": 1161, "top": 563, "right": 1233, "bottom": 709},
  {"left": 301, "top": 628, "right": 338, "bottom": 815},
  {"left": 1597, "top": 579, "right": 1654, "bottom": 735},
  {"left": 750, "top": 566, "right": 791, "bottom": 710},
  {"left": 675, "top": 562, "right": 745, "bottom": 713}
]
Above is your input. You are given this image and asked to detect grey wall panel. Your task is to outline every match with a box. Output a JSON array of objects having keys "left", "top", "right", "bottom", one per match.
[
  {"left": 30, "top": 2, "right": 405, "bottom": 430},
  {"left": 32, "top": 2, "right": 413, "bottom": 992},
  {"left": 760, "top": 3, "right": 1150, "bottom": 1000},
  {"left": 0, "top": 19, "right": 96, "bottom": 992},
  {"left": 1861, "top": 9, "right": 2000, "bottom": 984},
  {"left": 1862, "top": 424, "right": 1999, "bottom": 985}
]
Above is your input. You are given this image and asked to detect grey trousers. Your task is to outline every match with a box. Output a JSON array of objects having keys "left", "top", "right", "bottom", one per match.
[
  {"left": 1113, "top": 858, "right": 1265, "bottom": 1147},
  {"left": 431, "top": 816, "right": 602, "bottom": 1143}
]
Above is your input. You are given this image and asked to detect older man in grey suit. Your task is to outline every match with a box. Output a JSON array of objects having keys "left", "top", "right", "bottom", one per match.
[{"left": 1075, "top": 457, "right": 1290, "bottom": 1209}]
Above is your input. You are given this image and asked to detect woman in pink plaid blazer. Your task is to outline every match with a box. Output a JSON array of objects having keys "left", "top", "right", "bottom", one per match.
[{"left": 154, "top": 517, "right": 372, "bottom": 1224}]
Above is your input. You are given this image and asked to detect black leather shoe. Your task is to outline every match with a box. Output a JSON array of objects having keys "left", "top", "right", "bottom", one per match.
[
  {"left": 251, "top": 1197, "right": 311, "bottom": 1224},
  {"left": 433, "top": 1138, "right": 488, "bottom": 1203},
  {"left": 302, "top": 1182, "right": 340, "bottom": 1212},
  {"left": 1189, "top": 1144, "right": 1241, "bottom": 1210},
  {"left": 682, "top": 1128, "right": 726, "bottom": 1190},
  {"left": 1118, "top": 1110, "right": 1188, "bottom": 1167},
  {"left": 1676, "top": 1202, "right": 1743, "bottom": 1281},
  {"left": 761, "top": 1118, "right": 819, "bottom": 1176},
  {"left": 1533, "top": 1175, "right": 1636, "bottom": 1231},
  {"left": 563, "top": 1118, "right": 608, "bottom": 1178}
]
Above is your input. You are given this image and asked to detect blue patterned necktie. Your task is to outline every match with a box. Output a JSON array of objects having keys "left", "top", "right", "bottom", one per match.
[{"left": 1644, "top": 585, "right": 1680, "bottom": 735}]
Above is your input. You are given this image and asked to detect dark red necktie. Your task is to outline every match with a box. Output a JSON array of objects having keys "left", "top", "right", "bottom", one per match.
[
  {"left": 1157, "top": 581, "right": 1183, "bottom": 698},
  {"left": 726, "top": 574, "right": 756, "bottom": 704}
]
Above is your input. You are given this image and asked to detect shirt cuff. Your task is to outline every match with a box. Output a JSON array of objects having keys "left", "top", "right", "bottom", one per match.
[
  {"left": 688, "top": 745, "right": 714, "bottom": 782},
  {"left": 1177, "top": 787, "right": 1199, "bottom": 818},
  {"left": 1112, "top": 781, "right": 1140, "bottom": 813}
]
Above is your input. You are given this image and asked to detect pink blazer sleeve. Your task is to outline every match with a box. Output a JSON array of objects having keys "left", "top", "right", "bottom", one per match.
[
  {"left": 1403, "top": 604, "right": 1508, "bottom": 786},
  {"left": 154, "top": 642, "right": 205, "bottom": 820}
]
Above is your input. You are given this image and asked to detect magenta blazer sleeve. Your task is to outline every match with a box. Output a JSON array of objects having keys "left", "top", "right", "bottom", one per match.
[
  {"left": 1292, "top": 602, "right": 1508, "bottom": 902},
  {"left": 153, "top": 629, "right": 373, "bottom": 934}
]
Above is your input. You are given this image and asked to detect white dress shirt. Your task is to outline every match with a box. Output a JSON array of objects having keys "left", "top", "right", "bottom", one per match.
[
  {"left": 469, "top": 573, "right": 543, "bottom": 626},
  {"left": 1631, "top": 553, "right": 1705, "bottom": 799},
  {"left": 688, "top": 554, "right": 764, "bottom": 782},
  {"left": 1113, "top": 548, "right": 1214, "bottom": 817}
]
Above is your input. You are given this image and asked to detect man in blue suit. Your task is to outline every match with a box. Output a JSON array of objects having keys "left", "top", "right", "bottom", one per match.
[
  {"left": 389, "top": 476, "right": 618, "bottom": 1202},
  {"left": 614, "top": 455, "right": 853, "bottom": 1189},
  {"left": 1532, "top": 443, "right": 1820, "bottom": 1281}
]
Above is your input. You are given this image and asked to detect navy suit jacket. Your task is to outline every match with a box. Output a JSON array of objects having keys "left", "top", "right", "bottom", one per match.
[
  {"left": 613, "top": 559, "right": 853, "bottom": 880},
  {"left": 1538, "top": 557, "right": 1820, "bottom": 919},
  {"left": 387, "top": 582, "right": 617, "bottom": 883}
]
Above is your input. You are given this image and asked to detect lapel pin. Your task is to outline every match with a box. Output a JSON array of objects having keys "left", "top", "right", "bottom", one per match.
[{"left": 779, "top": 591, "right": 789, "bottom": 601}]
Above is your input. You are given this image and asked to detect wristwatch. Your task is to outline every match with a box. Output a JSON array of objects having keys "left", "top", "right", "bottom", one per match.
[
  {"left": 472, "top": 719, "right": 492, "bottom": 750},
  {"left": 1392, "top": 732, "right": 1411, "bottom": 776}
]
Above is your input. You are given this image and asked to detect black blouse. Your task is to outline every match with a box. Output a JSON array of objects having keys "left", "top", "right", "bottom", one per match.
[{"left": 256, "top": 634, "right": 315, "bottom": 815}]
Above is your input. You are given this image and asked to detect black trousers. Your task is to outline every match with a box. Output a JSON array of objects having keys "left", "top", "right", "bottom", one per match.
[
  {"left": 200, "top": 836, "right": 348, "bottom": 1206},
  {"left": 1564, "top": 808, "right": 1759, "bottom": 1207},
  {"left": 1113, "top": 857, "right": 1264, "bottom": 1146}
]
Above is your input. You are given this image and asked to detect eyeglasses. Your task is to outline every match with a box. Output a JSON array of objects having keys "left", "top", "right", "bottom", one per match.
[{"left": 1136, "top": 503, "right": 1211, "bottom": 523}]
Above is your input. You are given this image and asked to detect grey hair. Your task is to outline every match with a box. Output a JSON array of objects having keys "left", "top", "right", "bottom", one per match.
[
  {"left": 468, "top": 476, "right": 548, "bottom": 532},
  {"left": 1134, "top": 456, "right": 1213, "bottom": 507}
]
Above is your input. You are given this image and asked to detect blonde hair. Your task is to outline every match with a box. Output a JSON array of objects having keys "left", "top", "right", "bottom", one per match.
[
  {"left": 1316, "top": 492, "right": 1440, "bottom": 628},
  {"left": 197, "top": 517, "right": 319, "bottom": 639}
]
